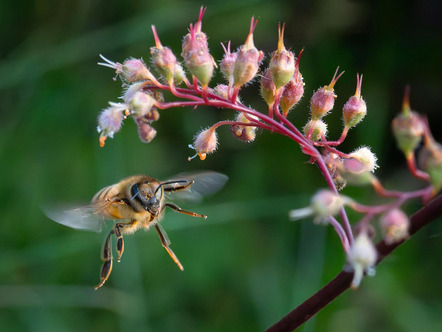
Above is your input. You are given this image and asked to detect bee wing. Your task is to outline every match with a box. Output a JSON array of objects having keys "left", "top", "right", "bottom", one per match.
[
  {"left": 163, "top": 171, "right": 228, "bottom": 202},
  {"left": 43, "top": 203, "right": 108, "bottom": 233}
]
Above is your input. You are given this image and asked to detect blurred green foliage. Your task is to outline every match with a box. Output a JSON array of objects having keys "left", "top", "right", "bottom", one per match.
[{"left": 1, "top": 0, "right": 441, "bottom": 331}]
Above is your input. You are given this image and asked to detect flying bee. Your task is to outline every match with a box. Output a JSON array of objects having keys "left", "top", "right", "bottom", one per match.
[{"left": 46, "top": 171, "right": 227, "bottom": 289}]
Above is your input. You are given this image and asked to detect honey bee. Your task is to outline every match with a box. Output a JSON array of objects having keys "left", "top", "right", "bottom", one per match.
[{"left": 46, "top": 172, "right": 227, "bottom": 289}]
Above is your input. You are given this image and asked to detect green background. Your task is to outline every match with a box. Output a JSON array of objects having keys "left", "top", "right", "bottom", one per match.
[{"left": 1, "top": 0, "right": 441, "bottom": 331}]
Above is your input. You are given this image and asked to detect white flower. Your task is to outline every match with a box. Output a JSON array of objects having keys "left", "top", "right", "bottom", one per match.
[{"left": 348, "top": 232, "right": 377, "bottom": 289}]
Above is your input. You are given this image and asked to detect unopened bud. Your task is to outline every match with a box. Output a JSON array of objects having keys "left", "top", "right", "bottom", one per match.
[
  {"left": 338, "top": 147, "right": 378, "bottom": 185},
  {"left": 129, "top": 91, "right": 155, "bottom": 118},
  {"left": 279, "top": 49, "right": 304, "bottom": 116},
  {"left": 181, "top": 7, "right": 214, "bottom": 88},
  {"left": 418, "top": 136, "right": 442, "bottom": 192},
  {"left": 233, "top": 17, "right": 264, "bottom": 88},
  {"left": 381, "top": 209, "right": 410, "bottom": 245},
  {"left": 310, "top": 68, "right": 344, "bottom": 120},
  {"left": 97, "top": 102, "right": 128, "bottom": 147},
  {"left": 136, "top": 118, "right": 157, "bottom": 143},
  {"left": 231, "top": 112, "right": 258, "bottom": 143},
  {"left": 260, "top": 69, "right": 276, "bottom": 106},
  {"left": 343, "top": 74, "right": 367, "bottom": 128},
  {"left": 269, "top": 23, "right": 295, "bottom": 89},
  {"left": 348, "top": 231, "right": 377, "bottom": 289},
  {"left": 303, "top": 120, "right": 327, "bottom": 141},
  {"left": 189, "top": 127, "right": 218, "bottom": 161},
  {"left": 348, "top": 147, "right": 378, "bottom": 173},
  {"left": 220, "top": 42, "right": 237, "bottom": 86}
]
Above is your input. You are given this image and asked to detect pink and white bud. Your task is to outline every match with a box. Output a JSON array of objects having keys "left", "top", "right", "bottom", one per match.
[
  {"left": 98, "top": 55, "right": 153, "bottom": 83},
  {"left": 260, "top": 68, "right": 276, "bottom": 106},
  {"left": 269, "top": 23, "right": 295, "bottom": 89},
  {"left": 348, "top": 147, "right": 378, "bottom": 173},
  {"left": 381, "top": 208, "right": 410, "bottom": 245},
  {"left": 97, "top": 102, "right": 128, "bottom": 147},
  {"left": 129, "top": 91, "right": 155, "bottom": 118},
  {"left": 279, "top": 49, "right": 305, "bottom": 116},
  {"left": 233, "top": 17, "right": 264, "bottom": 88},
  {"left": 188, "top": 127, "right": 218, "bottom": 161},
  {"left": 303, "top": 120, "right": 328, "bottom": 141},
  {"left": 136, "top": 118, "right": 157, "bottom": 143},
  {"left": 343, "top": 74, "right": 367, "bottom": 129},
  {"left": 310, "top": 68, "right": 344, "bottom": 120},
  {"left": 220, "top": 42, "right": 238, "bottom": 86},
  {"left": 348, "top": 232, "right": 377, "bottom": 289}
]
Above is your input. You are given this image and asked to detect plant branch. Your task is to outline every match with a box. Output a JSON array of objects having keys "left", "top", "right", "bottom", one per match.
[{"left": 266, "top": 194, "right": 442, "bottom": 332}]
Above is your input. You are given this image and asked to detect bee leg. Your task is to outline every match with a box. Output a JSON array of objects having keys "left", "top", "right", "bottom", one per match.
[
  {"left": 164, "top": 202, "right": 207, "bottom": 219},
  {"left": 95, "top": 230, "right": 114, "bottom": 290},
  {"left": 154, "top": 224, "right": 184, "bottom": 271},
  {"left": 114, "top": 223, "right": 124, "bottom": 262}
]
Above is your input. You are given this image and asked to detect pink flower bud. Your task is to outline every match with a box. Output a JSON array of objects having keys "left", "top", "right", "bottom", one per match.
[
  {"left": 338, "top": 147, "right": 378, "bottom": 185},
  {"left": 136, "top": 117, "right": 157, "bottom": 143},
  {"left": 279, "top": 49, "right": 305, "bottom": 116},
  {"left": 392, "top": 88, "right": 424, "bottom": 157},
  {"left": 181, "top": 7, "right": 215, "bottom": 88},
  {"left": 220, "top": 42, "right": 237, "bottom": 86},
  {"left": 97, "top": 102, "right": 128, "bottom": 147},
  {"left": 98, "top": 55, "right": 153, "bottom": 82},
  {"left": 188, "top": 127, "right": 218, "bottom": 161},
  {"left": 303, "top": 120, "right": 328, "bottom": 141},
  {"left": 381, "top": 209, "right": 410, "bottom": 245},
  {"left": 418, "top": 133, "right": 442, "bottom": 192},
  {"left": 129, "top": 91, "right": 155, "bottom": 118},
  {"left": 231, "top": 112, "right": 258, "bottom": 143},
  {"left": 269, "top": 23, "right": 295, "bottom": 89},
  {"left": 310, "top": 67, "right": 344, "bottom": 120},
  {"left": 348, "top": 231, "right": 377, "bottom": 289},
  {"left": 343, "top": 74, "right": 367, "bottom": 128},
  {"left": 233, "top": 17, "right": 264, "bottom": 88},
  {"left": 260, "top": 69, "right": 276, "bottom": 106}
]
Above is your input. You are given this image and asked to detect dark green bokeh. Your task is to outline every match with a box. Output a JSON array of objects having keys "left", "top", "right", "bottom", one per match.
[{"left": 1, "top": 0, "right": 441, "bottom": 331}]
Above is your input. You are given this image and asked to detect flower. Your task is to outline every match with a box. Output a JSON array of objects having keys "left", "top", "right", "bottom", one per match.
[
  {"left": 98, "top": 55, "right": 153, "bottom": 82},
  {"left": 342, "top": 74, "right": 367, "bottom": 129},
  {"left": 97, "top": 102, "right": 128, "bottom": 147},
  {"left": 188, "top": 127, "right": 218, "bottom": 161},
  {"left": 380, "top": 208, "right": 410, "bottom": 245},
  {"left": 348, "top": 231, "right": 377, "bottom": 289}
]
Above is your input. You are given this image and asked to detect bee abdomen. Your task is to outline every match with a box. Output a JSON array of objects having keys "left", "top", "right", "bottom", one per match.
[{"left": 92, "top": 185, "right": 119, "bottom": 203}]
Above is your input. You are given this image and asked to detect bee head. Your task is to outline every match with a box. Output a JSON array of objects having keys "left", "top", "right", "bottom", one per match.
[{"left": 131, "top": 182, "right": 163, "bottom": 215}]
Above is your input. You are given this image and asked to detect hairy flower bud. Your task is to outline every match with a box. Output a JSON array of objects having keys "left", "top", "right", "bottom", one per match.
[
  {"left": 343, "top": 74, "right": 367, "bottom": 128},
  {"left": 97, "top": 102, "right": 128, "bottom": 147},
  {"left": 392, "top": 89, "right": 424, "bottom": 157},
  {"left": 338, "top": 147, "right": 378, "bottom": 185},
  {"left": 381, "top": 209, "right": 410, "bottom": 245},
  {"left": 279, "top": 49, "right": 304, "bottom": 116},
  {"left": 348, "top": 231, "right": 377, "bottom": 289},
  {"left": 181, "top": 7, "right": 215, "bottom": 88},
  {"left": 136, "top": 117, "right": 157, "bottom": 143},
  {"left": 98, "top": 55, "right": 153, "bottom": 83},
  {"left": 260, "top": 68, "right": 276, "bottom": 106},
  {"left": 231, "top": 112, "right": 258, "bottom": 143},
  {"left": 188, "top": 127, "right": 218, "bottom": 161},
  {"left": 269, "top": 23, "right": 295, "bottom": 89},
  {"left": 310, "top": 68, "right": 344, "bottom": 120},
  {"left": 303, "top": 120, "right": 327, "bottom": 141},
  {"left": 129, "top": 91, "right": 155, "bottom": 118},
  {"left": 220, "top": 42, "right": 237, "bottom": 87},
  {"left": 233, "top": 17, "right": 264, "bottom": 88},
  {"left": 418, "top": 134, "right": 442, "bottom": 192}
]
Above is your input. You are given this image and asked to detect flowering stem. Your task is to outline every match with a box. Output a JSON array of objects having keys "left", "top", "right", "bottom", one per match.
[
  {"left": 265, "top": 194, "right": 442, "bottom": 332},
  {"left": 328, "top": 216, "right": 350, "bottom": 253},
  {"left": 406, "top": 153, "right": 430, "bottom": 181}
]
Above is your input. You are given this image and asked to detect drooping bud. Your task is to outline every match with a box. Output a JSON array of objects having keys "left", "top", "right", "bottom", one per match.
[
  {"left": 348, "top": 231, "right": 377, "bottom": 289},
  {"left": 233, "top": 17, "right": 264, "bottom": 88},
  {"left": 220, "top": 42, "right": 237, "bottom": 87},
  {"left": 310, "top": 67, "right": 344, "bottom": 120},
  {"left": 150, "top": 25, "right": 184, "bottom": 85},
  {"left": 348, "top": 146, "right": 378, "bottom": 173},
  {"left": 418, "top": 132, "right": 442, "bottom": 192},
  {"left": 392, "top": 87, "right": 424, "bottom": 157},
  {"left": 181, "top": 7, "right": 215, "bottom": 88},
  {"left": 380, "top": 209, "right": 410, "bottom": 245},
  {"left": 97, "top": 102, "right": 128, "bottom": 147},
  {"left": 303, "top": 119, "right": 328, "bottom": 141},
  {"left": 98, "top": 55, "right": 153, "bottom": 83},
  {"left": 188, "top": 127, "right": 218, "bottom": 161},
  {"left": 260, "top": 68, "right": 276, "bottom": 107},
  {"left": 129, "top": 91, "right": 155, "bottom": 118},
  {"left": 269, "top": 23, "right": 295, "bottom": 89},
  {"left": 136, "top": 117, "right": 157, "bottom": 143},
  {"left": 231, "top": 112, "right": 258, "bottom": 143},
  {"left": 279, "top": 49, "right": 305, "bottom": 116},
  {"left": 343, "top": 74, "right": 367, "bottom": 129},
  {"left": 289, "top": 189, "right": 350, "bottom": 224}
]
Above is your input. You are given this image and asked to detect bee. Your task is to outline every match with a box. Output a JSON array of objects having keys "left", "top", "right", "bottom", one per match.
[{"left": 46, "top": 172, "right": 227, "bottom": 289}]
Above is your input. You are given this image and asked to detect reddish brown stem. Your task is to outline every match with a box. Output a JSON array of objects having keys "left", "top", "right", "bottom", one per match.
[{"left": 266, "top": 194, "right": 442, "bottom": 332}]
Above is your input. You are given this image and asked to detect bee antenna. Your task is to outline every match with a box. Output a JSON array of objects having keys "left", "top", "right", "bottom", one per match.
[{"left": 131, "top": 184, "right": 142, "bottom": 200}]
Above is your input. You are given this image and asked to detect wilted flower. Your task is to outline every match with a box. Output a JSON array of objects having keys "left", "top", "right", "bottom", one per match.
[
  {"left": 231, "top": 112, "right": 258, "bottom": 143},
  {"left": 348, "top": 231, "right": 377, "bottom": 289},
  {"left": 136, "top": 117, "right": 157, "bottom": 143}
]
